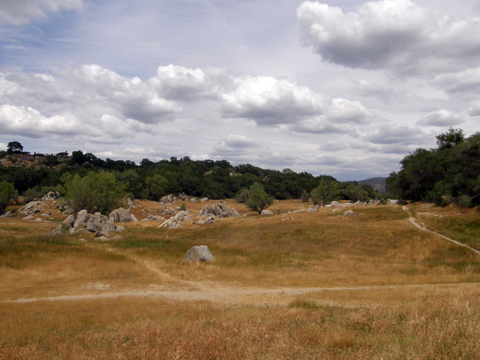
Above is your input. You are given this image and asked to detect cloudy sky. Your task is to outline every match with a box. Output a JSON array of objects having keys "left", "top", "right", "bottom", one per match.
[{"left": 1, "top": 0, "right": 480, "bottom": 180}]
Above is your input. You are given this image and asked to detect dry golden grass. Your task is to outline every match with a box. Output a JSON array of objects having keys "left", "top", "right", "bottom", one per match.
[{"left": 1, "top": 199, "right": 480, "bottom": 358}]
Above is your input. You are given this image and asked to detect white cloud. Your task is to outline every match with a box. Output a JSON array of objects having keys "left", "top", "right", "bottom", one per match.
[
  {"left": 222, "top": 76, "right": 325, "bottom": 125},
  {"left": 468, "top": 102, "right": 480, "bottom": 116},
  {"left": 0, "top": 105, "right": 86, "bottom": 138},
  {"left": 297, "top": 0, "right": 480, "bottom": 76},
  {"left": 149, "top": 65, "right": 220, "bottom": 101},
  {"left": 0, "top": 0, "right": 84, "bottom": 25},
  {"left": 416, "top": 109, "right": 465, "bottom": 126}
]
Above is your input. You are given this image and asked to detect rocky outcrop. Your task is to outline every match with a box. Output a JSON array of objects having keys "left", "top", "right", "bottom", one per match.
[
  {"left": 52, "top": 215, "right": 76, "bottom": 236},
  {"left": 86, "top": 213, "right": 109, "bottom": 233},
  {"left": 199, "top": 201, "right": 240, "bottom": 218},
  {"left": 184, "top": 245, "right": 214, "bottom": 264}
]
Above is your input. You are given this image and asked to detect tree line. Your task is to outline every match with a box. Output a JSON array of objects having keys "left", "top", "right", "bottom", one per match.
[
  {"left": 387, "top": 128, "right": 480, "bottom": 208},
  {"left": 0, "top": 147, "right": 385, "bottom": 214}
]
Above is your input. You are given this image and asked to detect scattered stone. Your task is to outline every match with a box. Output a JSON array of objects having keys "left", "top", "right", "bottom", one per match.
[
  {"left": 111, "top": 235, "right": 123, "bottom": 241},
  {"left": 198, "top": 220, "right": 205, "bottom": 225},
  {"left": 87, "top": 213, "right": 109, "bottom": 233},
  {"left": 307, "top": 205, "right": 319, "bottom": 212},
  {"left": 343, "top": 210, "right": 358, "bottom": 216},
  {"left": 116, "top": 225, "right": 126, "bottom": 233},
  {"left": 184, "top": 245, "right": 214, "bottom": 264},
  {"left": 22, "top": 215, "right": 35, "bottom": 220},
  {"left": 205, "top": 215, "right": 216, "bottom": 224},
  {"left": 2, "top": 211, "right": 12, "bottom": 218},
  {"left": 293, "top": 209, "right": 306, "bottom": 213},
  {"left": 69, "top": 228, "right": 85, "bottom": 235},
  {"left": 35, "top": 218, "right": 43, "bottom": 222},
  {"left": 261, "top": 210, "right": 273, "bottom": 215},
  {"left": 131, "top": 214, "right": 138, "bottom": 222},
  {"left": 96, "top": 236, "right": 109, "bottom": 241},
  {"left": 200, "top": 198, "right": 208, "bottom": 202}
]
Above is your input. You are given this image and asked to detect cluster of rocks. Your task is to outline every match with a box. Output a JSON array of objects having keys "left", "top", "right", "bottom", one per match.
[
  {"left": 52, "top": 207, "right": 133, "bottom": 240},
  {"left": 41, "top": 191, "right": 61, "bottom": 201},
  {"left": 199, "top": 201, "right": 240, "bottom": 218},
  {"left": 160, "top": 193, "right": 202, "bottom": 204},
  {"left": 157, "top": 210, "right": 193, "bottom": 229}
]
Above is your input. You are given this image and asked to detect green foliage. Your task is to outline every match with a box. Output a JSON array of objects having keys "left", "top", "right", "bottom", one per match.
[
  {"left": 245, "top": 183, "right": 273, "bottom": 214},
  {"left": 235, "top": 189, "right": 251, "bottom": 203},
  {"left": 301, "top": 189, "right": 310, "bottom": 202},
  {"left": 63, "top": 171, "right": 126, "bottom": 214},
  {"left": 144, "top": 174, "right": 168, "bottom": 201},
  {"left": 388, "top": 129, "right": 480, "bottom": 207},
  {"left": 179, "top": 202, "right": 186, "bottom": 211},
  {"left": 343, "top": 184, "right": 369, "bottom": 202},
  {"left": 0, "top": 181, "right": 17, "bottom": 213},
  {"left": 7, "top": 141, "right": 23, "bottom": 154},
  {"left": 24, "top": 188, "right": 43, "bottom": 203},
  {"left": 0, "top": 150, "right": 6, "bottom": 159},
  {"left": 310, "top": 179, "right": 337, "bottom": 205},
  {"left": 457, "top": 195, "right": 472, "bottom": 209}
]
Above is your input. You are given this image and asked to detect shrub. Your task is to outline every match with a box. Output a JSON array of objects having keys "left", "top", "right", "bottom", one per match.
[
  {"left": 235, "top": 189, "right": 251, "bottom": 203},
  {"left": 457, "top": 195, "right": 472, "bottom": 209},
  {"left": 0, "top": 181, "right": 17, "bottom": 213},
  {"left": 24, "top": 188, "right": 43, "bottom": 203},
  {"left": 144, "top": 175, "right": 168, "bottom": 201},
  {"left": 179, "top": 202, "right": 186, "bottom": 211},
  {"left": 63, "top": 171, "right": 126, "bottom": 214},
  {"left": 311, "top": 179, "right": 337, "bottom": 206},
  {"left": 301, "top": 189, "right": 310, "bottom": 202},
  {"left": 245, "top": 183, "right": 273, "bottom": 214}
]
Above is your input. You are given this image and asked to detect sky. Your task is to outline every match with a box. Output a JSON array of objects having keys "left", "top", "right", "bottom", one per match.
[{"left": 1, "top": 0, "right": 480, "bottom": 181}]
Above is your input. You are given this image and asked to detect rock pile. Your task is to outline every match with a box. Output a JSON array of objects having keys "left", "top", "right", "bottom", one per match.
[
  {"left": 52, "top": 207, "right": 134, "bottom": 240},
  {"left": 199, "top": 201, "right": 240, "bottom": 218}
]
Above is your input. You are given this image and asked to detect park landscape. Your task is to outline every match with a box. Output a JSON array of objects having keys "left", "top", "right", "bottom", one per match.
[{"left": 1, "top": 194, "right": 480, "bottom": 359}]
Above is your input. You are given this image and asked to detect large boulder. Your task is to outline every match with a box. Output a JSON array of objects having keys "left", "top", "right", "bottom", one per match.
[
  {"left": 73, "top": 210, "right": 90, "bottom": 230},
  {"left": 184, "top": 245, "right": 214, "bottom": 264},
  {"left": 307, "top": 205, "right": 319, "bottom": 212},
  {"left": 109, "top": 208, "right": 132, "bottom": 222},
  {"left": 87, "top": 213, "right": 109, "bottom": 233},
  {"left": 52, "top": 215, "right": 76, "bottom": 236},
  {"left": 199, "top": 201, "right": 240, "bottom": 218}
]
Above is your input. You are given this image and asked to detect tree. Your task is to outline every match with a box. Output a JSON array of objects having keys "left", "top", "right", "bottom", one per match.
[
  {"left": 7, "top": 141, "right": 23, "bottom": 154},
  {"left": 436, "top": 128, "right": 465, "bottom": 150},
  {"left": 0, "top": 181, "right": 17, "bottom": 213},
  {"left": 245, "top": 183, "right": 273, "bottom": 214},
  {"left": 63, "top": 171, "right": 126, "bottom": 214},
  {"left": 144, "top": 174, "right": 168, "bottom": 200},
  {"left": 310, "top": 179, "right": 337, "bottom": 205}
]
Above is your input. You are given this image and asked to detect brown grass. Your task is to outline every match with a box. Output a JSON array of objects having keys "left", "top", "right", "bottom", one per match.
[{"left": 1, "top": 199, "right": 480, "bottom": 358}]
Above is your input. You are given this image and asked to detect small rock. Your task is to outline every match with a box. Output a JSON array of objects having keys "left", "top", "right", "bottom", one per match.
[
  {"left": 261, "top": 210, "right": 273, "bottom": 215},
  {"left": 184, "top": 245, "right": 214, "bottom": 264}
]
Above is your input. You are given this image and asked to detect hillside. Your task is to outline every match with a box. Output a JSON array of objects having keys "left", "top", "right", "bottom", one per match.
[{"left": 358, "top": 177, "right": 387, "bottom": 193}]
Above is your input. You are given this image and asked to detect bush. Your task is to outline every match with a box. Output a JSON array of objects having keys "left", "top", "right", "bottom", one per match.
[
  {"left": 235, "top": 189, "right": 251, "bottom": 203},
  {"left": 24, "top": 188, "right": 43, "bottom": 203},
  {"left": 457, "top": 195, "right": 472, "bottom": 209},
  {"left": 311, "top": 179, "right": 337, "bottom": 206},
  {"left": 144, "top": 175, "right": 168, "bottom": 201},
  {"left": 301, "top": 189, "right": 310, "bottom": 202},
  {"left": 245, "top": 183, "right": 273, "bottom": 214},
  {"left": 179, "top": 202, "right": 186, "bottom": 211},
  {"left": 0, "top": 181, "right": 17, "bottom": 213},
  {"left": 63, "top": 171, "right": 126, "bottom": 214}
]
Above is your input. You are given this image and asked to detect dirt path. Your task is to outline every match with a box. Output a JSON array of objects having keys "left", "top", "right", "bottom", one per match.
[{"left": 402, "top": 205, "right": 480, "bottom": 256}]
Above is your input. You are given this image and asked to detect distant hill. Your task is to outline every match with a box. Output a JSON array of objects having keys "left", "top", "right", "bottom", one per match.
[{"left": 358, "top": 177, "right": 387, "bottom": 193}]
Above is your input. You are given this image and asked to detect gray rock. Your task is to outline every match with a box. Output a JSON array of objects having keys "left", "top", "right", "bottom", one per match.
[
  {"left": 63, "top": 215, "right": 76, "bottom": 228},
  {"left": 22, "top": 215, "right": 35, "bottom": 220},
  {"left": 73, "top": 210, "right": 90, "bottom": 230},
  {"left": 111, "top": 235, "right": 123, "bottom": 241},
  {"left": 86, "top": 213, "right": 109, "bottom": 233},
  {"left": 69, "top": 228, "right": 85, "bottom": 235},
  {"left": 343, "top": 210, "right": 358, "bottom": 216},
  {"left": 199, "top": 202, "right": 240, "bottom": 218},
  {"left": 22, "top": 201, "right": 41, "bottom": 211},
  {"left": 95, "top": 236, "right": 109, "bottom": 241},
  {"left": 116, "top": 225, "right": 126, "bottom": 233},
  {"left": 175, "top": 211, "right": 186, "bottom": 222},
  {"left": 131, "top": 214, "right": 138, "bottom": 222},
  {"left": 293, "top": 209, "right": 306, "bottom": 213},
  {"left": 52, "top": 215, "right": 76, "bottom": 236},
  {"left": 205, "top": 215, "right": 216, "bottom": 224},
  {"left": 200, "top": 197, "right": 208, "bottom": 202},
  {"left": 100, "top": 220, "right": 116, "bottom": 236},
  {"left": 198, "top": 220, "right": 205, "bottom": 225},
  {"left": 109, "top": 208, "right": 132, "bottom": 222},
  {"left": 3, "top": 211, "right": 12, "bottom": 218},
  {"left": 330, "top": 201, "right": 342, "bottom": 208},
  {"left": 35, "top": 218, "right": 43, "bottom": 222},
  {"left": 261, "top": 210, "right": 273, "bottom": 215},
  {"left": 184, "top": 245, "right": 214, "bottom": 264},
  {"left": 307, "top": 205, "right": 318, "bottom": 212}
]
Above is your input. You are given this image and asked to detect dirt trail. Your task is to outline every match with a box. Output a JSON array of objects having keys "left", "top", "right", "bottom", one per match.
[
  {"left": 5, "top": 282, "right": 479, "bottom": 306},
  {"left": 402, "top": 205, "right": 480, "bottom": 256}
]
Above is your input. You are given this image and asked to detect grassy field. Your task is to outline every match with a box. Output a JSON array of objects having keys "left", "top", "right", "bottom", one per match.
[{"left": 1, "top": 199, "right": 480, "bottom": 359}]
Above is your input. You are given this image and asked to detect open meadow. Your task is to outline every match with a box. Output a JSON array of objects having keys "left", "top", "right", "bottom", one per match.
[{"left": 1, "top": 199, "right": 480, "bottom": 359}]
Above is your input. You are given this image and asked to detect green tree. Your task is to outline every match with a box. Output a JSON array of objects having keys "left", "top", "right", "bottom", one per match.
[
  {"left": 343, "top": 184, "right": 369, "bottom": 202},
  {"left": 436, "top": 128, "right": 465, "bottom": 150},
  {"left": 6, "top": 141, "right": 23, "bottom": 154},
  {"left": 145, "top": 174, "right": 168, "bottom": 200},
  {"left": 0, "top": 181, "right": 17, "bottom": 213},
  {"left": 245, "top": 183, "right": 273, "bottom": 214},
  {"left": 64, "top": 171, "right": 126, "bottom": 214},
  {"left": 310, "top": 179, "right": 337, "bottom": 205}
]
